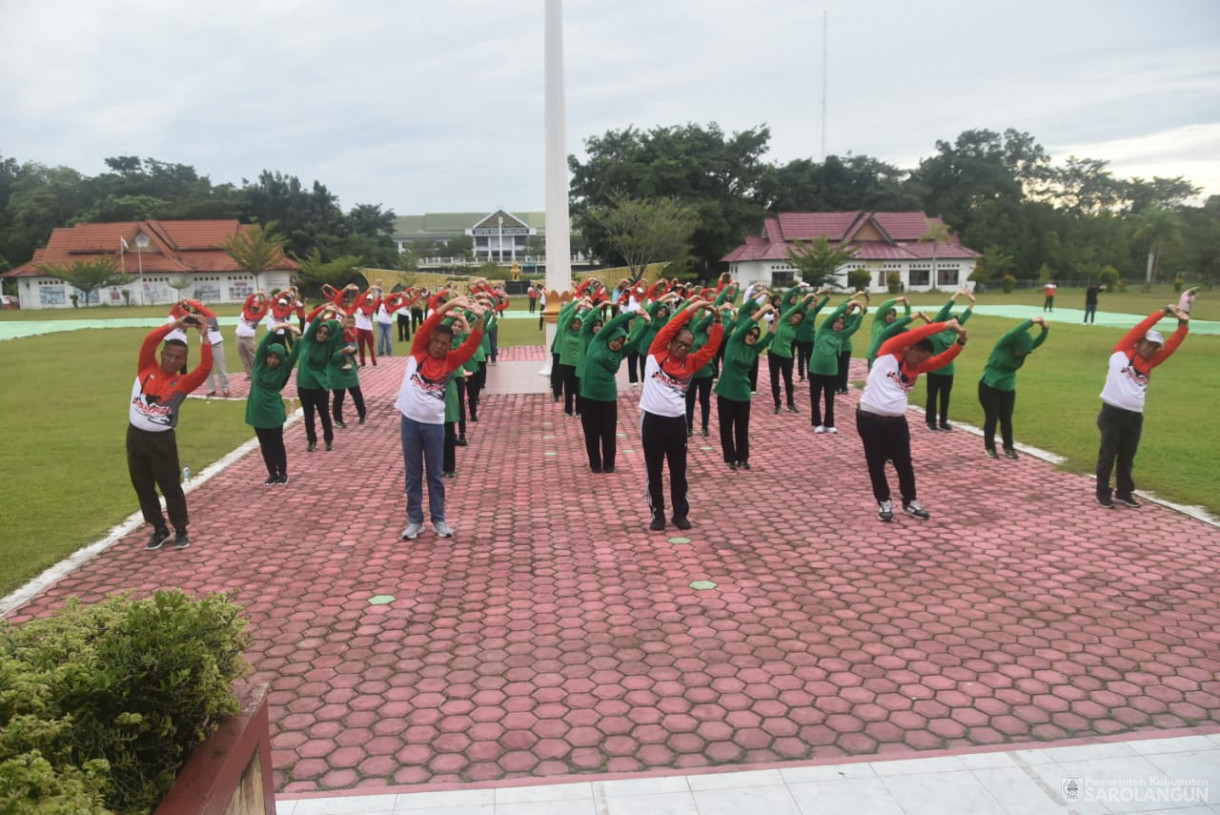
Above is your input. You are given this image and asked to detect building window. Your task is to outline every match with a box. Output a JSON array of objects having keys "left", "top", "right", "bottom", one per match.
[
  {"left": 937, "top": 268, "right": 959, "bottom": 287},
  {"left": 772, "top": 271, "right": 795, "bottom": 285},
  {"left": 909, "top": 269, "right": 930, "bottom": 287}
]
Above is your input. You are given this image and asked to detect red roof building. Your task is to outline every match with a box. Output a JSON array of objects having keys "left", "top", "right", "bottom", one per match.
[
  {"left": 1, "top": 219, "right": 298, "bottom": 309},
  {"left": 722, "top": 211, "right": 979, "bottom": 292}
]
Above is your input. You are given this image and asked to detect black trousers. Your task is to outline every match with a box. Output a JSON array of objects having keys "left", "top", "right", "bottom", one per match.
[
  {"left": 298, "top": 387, "right": 334, "bottom": 445},
  {"left": 397, "top": 313, "right": 411, "bottom": 341},
  {"left": 444, "top": 421, "right": 457, "bottom": 474},
  {"left": 1084, "top": 304, "right": 1097, "bottom": 323},
  {"left": 978, "top": 382, "right": 1016, "bottom": 452},
  {"left": 769, "top": 354, "right": 795, "bottom": 408},
  {"left": 642, "top": 412, "right": 689, "bottom": 521},
  {"left": 925, "top": 373, "right": 954, "bottom": 426},
  {"left": 411, "top": 307, "right": 424, "bottom": 331},
  {"left": 557, "top": 363, "right": 579, "bottom": 415},
  {"left": 255, "top": 426, "right": 287, "bottom": 479},
  {"left": 795, "top": 340, "right": 813, "bottom": 379},
  {"left": 809, "top": 373, "right": 838, "bottom": 428},
  {"left": 1096, "top": 403, "right": 1143, "bottom": 498},
  {"left": 717, "top": 396, "right": 751, "bottom": 464},
  {"left": 836, "top": 350, "right": 851, "bottom": 392},
  {"left": 488, "top": 327, "right": 498, "bottom": 363},
  {"left": 686, "top": 377, "right": 712, "bottom": 431},
  {"left": 550, "top": 352, "right": 562, "bottom": 398},
  {"left": 127, "top": 425, "right": 188, "bottom": 532},
  {"left": 467, "top": 363, "right": 486, "bottom": 421},
  {"left": 529, "top": 298, "right": 537, "bottom": 313},
  {"left": 1043, "top": 296, "right": 1054, "bottom": 311},
  {"left": 627, "top": 351, "right": 642, "bottom": 384},
  {"left": 856, "top": 409, "right": 917, "bottom": 504},
  {"left": 748, "top": 356, "right": 759, "bottom": 392},
  {"left": 580, "top": 398, "right": 618, "bottom": 470},
  {"left": 455, "top": 377, "right": 468, "bottom": 437},
  {"left": 332, "top": 386, "right": 366, "bottom": 424}
]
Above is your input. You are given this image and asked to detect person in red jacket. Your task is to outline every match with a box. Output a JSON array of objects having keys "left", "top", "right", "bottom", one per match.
[
  {"left": 638, "top": 299, "right": 725, "bottom": 531},
  {"left": 128, "top": 315, "right": 213, "bottom": 551}
]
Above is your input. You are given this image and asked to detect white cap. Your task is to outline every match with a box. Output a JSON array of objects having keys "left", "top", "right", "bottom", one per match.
[{"left": 1144, "top": 330, "right": 1165, "bottom": 345}]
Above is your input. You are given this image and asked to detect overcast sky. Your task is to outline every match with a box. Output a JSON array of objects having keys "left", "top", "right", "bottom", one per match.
[{"left": 2, "top": 0, "right": 1217, "bottom": 216}]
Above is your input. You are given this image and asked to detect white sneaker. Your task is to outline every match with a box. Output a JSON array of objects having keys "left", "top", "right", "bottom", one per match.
[
  {"left": 903, "top": 500, "right": 930, "bottom": 520},
  {"left": 433, "top": 520, "right": 455, "bottom": 538},
  {"left": 814, "top": 425, "right": 825, "bottom": 434},
  {"left": 827, "top": 427, "right": 839, "bottom": 434},
  {"left": 878, "top": 500, "right": 893, "bottom": 522},
  {"left": 401, "top": 522, "right": 425, "bottom": 540}
]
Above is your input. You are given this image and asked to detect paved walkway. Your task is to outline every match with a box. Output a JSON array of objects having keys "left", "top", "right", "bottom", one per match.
[{"left": 5, "top": 348, "right": 1219, "bottom": 805}]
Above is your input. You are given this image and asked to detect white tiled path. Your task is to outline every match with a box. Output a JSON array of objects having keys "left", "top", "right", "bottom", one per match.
[{"left": 276, "top": 732, "right": 1220, "bottom": 815}]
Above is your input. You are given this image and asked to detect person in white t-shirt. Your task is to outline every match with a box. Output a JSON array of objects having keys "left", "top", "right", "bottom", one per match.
[{"left": 856, "top": 319, "right": 966, "bottom": 522}]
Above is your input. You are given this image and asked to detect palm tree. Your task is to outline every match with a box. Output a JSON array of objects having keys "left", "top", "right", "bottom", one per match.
[
  {"left": 919, "top": 220, "right": 954, "bottom": 288},
  {"left": 1132, "top": 206, "right": 1182, "bottom": 290}
]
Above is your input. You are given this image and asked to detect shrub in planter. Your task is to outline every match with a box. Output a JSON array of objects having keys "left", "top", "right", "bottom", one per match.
[
  {"left": 0, "top": 590, "right": 250, "bottom": 814},
  {"left": 1001, "top": 275, "right": 1016, "bottom": 293}
]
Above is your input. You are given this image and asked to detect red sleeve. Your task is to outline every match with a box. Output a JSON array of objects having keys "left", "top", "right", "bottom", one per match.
[
  {"left": 574, "top": 279, "right": 593, "bottom": 297},
  {"left": 293, "top": 302, "right": 306, "bottom": 319},
  {"left": 1149, "top": 320, "right": 1189, "bottom": 369},
  {"left": 649, "top": 307, "right": 693, "bottom": 357},
  {"left": 915, "top": 340, "right": 964, "bottom": 375},
  {"left": 188, "top": 301, "right": 216, "bottom": 320},
  {"left": 445, "top": 325, "right": 485, "bottom": 372},
  {"left": 411, "top": 309, "right": 445, "bottom": 355},
  {"left": 1116, "top": 310, "right": 1167, "bottom": 355},
  {"left": 138, "top": 324, "right": 174, "bottom": 372},
  {"left": 427, "top": 290, "right": 447, "bottom": 312},
  {"left": 878, "top": 320, "right": 951, "bottom": 359},
  {"left": 687, "top": 322, "right": 724, "bottom": 370},
  {"left": 497, "top": 295, "right": 510, "bottom": 312},
  {"left": 646, "top": 281, "right": 665, "bottom": 299},
  {"left": 242, "top": 293, "right": 268, "bottom": 322},
  {"left": 306, "top": 304, "right": 328, "bottom": 324},
  {"left": 179, "top": 341, "right": 214, "bottom": 393}
]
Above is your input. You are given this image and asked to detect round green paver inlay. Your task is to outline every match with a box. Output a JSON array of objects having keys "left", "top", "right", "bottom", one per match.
[
  {"left": 368, "top": 595, "right": 394, "bottom": 605},
  {"left": 543, "top": 451, "right": 558, "bottom": 456},
  {"left": 689, "top": 580, "right": 717, "bottom": 591},
  {"left": 669, "top": 536, "right": 691, "bottom": 545}
]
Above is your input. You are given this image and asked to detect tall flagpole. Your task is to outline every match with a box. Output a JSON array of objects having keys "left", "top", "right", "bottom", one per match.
[
  {"left": 821, "top": 8, "right": 828, "bottom": 161},
  {"left": 544, "top": 0, "right": 573, "bottom": 353}
]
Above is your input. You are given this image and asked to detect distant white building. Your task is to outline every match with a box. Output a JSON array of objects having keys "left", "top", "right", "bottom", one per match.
[{"left": 722, "top": 211, "right": 979, "bottom": 292}]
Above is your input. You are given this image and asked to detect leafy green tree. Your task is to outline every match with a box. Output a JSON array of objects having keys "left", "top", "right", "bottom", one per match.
[
  {"left": 584, "top": 194, "right": 699, "bottom": 282},
  {"left": 221, "top": 221, "right": 287, "bottom": 278},
  {"left": 760, "top": 154, "right": 921, "bottom": 213},
  {"left": 1133, "top": 205, "right": 1183, "bottom": 288},
  {"left": 240, "top": 171, "right": 344, "bottom": 259},
  {"left": 974, "top": 245, "right": 1014, "bottom": 282},
  {"left": 292, "top": 248, "right": 365, "bottom": 296},
  {"left": 35, "top": 257, "right": 135, "bottom": 305},
  {"left": 784, "top": 237, "right": 858, "bottom": 289}
]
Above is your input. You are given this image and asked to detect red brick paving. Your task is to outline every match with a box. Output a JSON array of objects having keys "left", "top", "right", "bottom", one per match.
[{"left": 6, "top": 349, "right": 1220, "bottom": 796}]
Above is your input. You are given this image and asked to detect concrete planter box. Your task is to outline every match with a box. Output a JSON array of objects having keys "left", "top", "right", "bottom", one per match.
[{"left": 154, "top": 684, "right": 275, "bottom": 815}]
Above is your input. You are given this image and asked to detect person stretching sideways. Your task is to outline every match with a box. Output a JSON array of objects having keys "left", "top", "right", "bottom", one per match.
[
  {"left": 925, "top": 288, "right": 974, "bottom": 431},
  {"left": 768, "top": 292, "right": 821, "bottom": 414},
  {"left": 236, "top": 290, "right": 270, "bottom": 377},
  {"left": 128, "top": 314, "right": 213, "bottom": 550},
  {"left": 856, "top": 319, "right": 967, "bottom": 522},
  {"left": 1095, "top": 305, "right": 1190, "bottom": 509},
  {"left": 395, "top": 297, "right": 485, "bottom": 540},
  {"left": 640, "top": 299, "right": 724, "bottom": 531},
  {"left": 580, "top": 306, "right": 649, "bottom": 473},
  {"left": 809, "top": 295, "right": 866, "bottom": 434},
  {"left": 716, "top": 303, "right": 775, "bottom": 470},
  {"left": 246, "top": 323, "right": 302, "bottom": 484},
  {"left": 977, "top": 317, "right": 1049, "bottom": 459}
]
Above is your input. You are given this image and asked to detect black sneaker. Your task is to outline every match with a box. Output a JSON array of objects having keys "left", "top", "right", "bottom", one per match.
[
  {"left": 903, "top": 500, "right": 930, "bottom": 520},
  {"left": 603, "top": 466, "right": 615, "bottom": 473},
  {"left": 650, "top": 516, "right": 666, "bottom": 531},
  {"left": 728, "top": 461, "right": 737, "bottom": 470},
  {"left": 878, "top": 501, "right": 894, "bottom": 522},
  {"left": 173, "top": 529, "right": 190, "bottom": 549},
  {"left": 1004, "top": 449, "right": 1019, "bottom": 459},
  {"left": 939, "top": 422, "right": 952, "bottom": 431},
  {"left": 146, "top": 528, "right": 172, "bottom": 550},
  {"left": 985, "top": 449, "right": 999, "bottom": 459},
  {"left": 278, "top": 475, "right": 290, "bottom": 485},
  {"left": 1114, "top": 493, "right": 1142, "bottom": 508},
  {"left": 307, "top": 442, "right": 317, "bottom": 453},
  {"left": 334, "top": 419, "right": 347, "bottom": 429},
  {"left": 701, "top": 427, "right": 709, "bottom": 436},
  {"left": 672, "top": 516, "right": 692, "bottom": 531},
  {"left": 1098, "top": 494, "right": 1116, "bottom": 509},
  {"left": 325, "top": 442, "right": 333, "bottom": 452},
  {"left": 358, "top": 417, "right": 366, "bottom": 425},
  {"left": 926, "top": 424, "right": 939, "bottom": 432},
  {"left": 687, "top": 426, "right": 694, "bottom": 437},
  {"left": 774, "top": 405, "right": 782, "bottom": 414},
  {"left": 738, "top": 461, "right": 751, "bottom": 470},
  {"left": 787, "top": 405, "right": 798, "bottom": 413},
  {"left": 263, "top": 477, "right": 278, "bottom": 486},
  {"left": 456, "top": 435, "right": 468, "bottom": 447},
  {"left": 591, "top": 465, "right": 603, "bottom": 473}
]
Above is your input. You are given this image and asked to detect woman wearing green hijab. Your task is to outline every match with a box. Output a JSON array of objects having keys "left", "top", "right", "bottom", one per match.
[{"left": 246, "top": 322, "right": 303, "bottom": 484}]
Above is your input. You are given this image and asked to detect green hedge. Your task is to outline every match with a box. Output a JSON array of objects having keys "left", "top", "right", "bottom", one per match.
[{"left": 0, "top": 591, "right": 251, "bottom": 814}]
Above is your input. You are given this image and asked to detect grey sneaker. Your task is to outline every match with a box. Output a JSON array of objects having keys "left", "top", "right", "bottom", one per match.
[
  {"left": 433, "top": 520, "right": 455, "bottom": 538},
  {"left": 878, "top": 500, "right": 894, "bottom": 522},
  {"left": 903, "top": 500, "right": 930, "bottom": 520},
  {"left": 401, "top": 522, "right": 425, "bottom": 540},
  {"left": 146, "top": 528, "right": 172, "bottom": 550},
  {"left": 1114, "top": 493, "right": 1142, "bottom": 508},
  {"left": 172, "top": 529, "right": 190, "bottom": 549}
]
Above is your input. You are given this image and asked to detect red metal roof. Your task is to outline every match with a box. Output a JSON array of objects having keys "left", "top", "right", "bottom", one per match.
[
  {"left": 2, "top": 220, "right": 299, "bottom": 279},
  {"left": 722, "top": 211, "right": 978, "bottom": 264}
]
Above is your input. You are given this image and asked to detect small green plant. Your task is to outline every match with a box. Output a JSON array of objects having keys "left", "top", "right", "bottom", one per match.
[
  {"left": 1099, "top": 265, "right": 1119, "bottom": 289},
  {"left": 122, "top": 290, "right": 132, "bottom": 307},
  {"left": 69, "top": 293, "right": 79, "bottom": 309},
  {"left": 1174, "top": 275, "right": 1184, "bottom": 293},
  {"left": 1001, "top": 274, "right": 1017, "bottom": 293},
  {"left": 847, "top": 269, "right": 871, "bottom": 292},
  {"left": 1117, "top": 277, "right": 1128, "bottom": 293},
  {"left": 886, "top": 271, "right": 902, "bottom": 294},
  {"left": 0, "top": 590, "right": 251, "bottom": 814}
]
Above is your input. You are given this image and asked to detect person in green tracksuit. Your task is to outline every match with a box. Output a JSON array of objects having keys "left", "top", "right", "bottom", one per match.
[
  {"left": 866, "top": 296, "right": 913, "bottom": 370},
  {"left": 246, "top": 322, "right": 303, "bottom": 484},
  {"left": 715, "top": 302, "right": 776, "bottom": 469},
  {"left": 579, "top": 307, "right": 649, "bottom": 472},
  {"left": 978, "top": 316, "right": 1050, "bottom": 458},
  {"left": 329, "top": 314, "right": 366, "bottom": 429},
  {"left": 836, "top": 290, "right": 869, "bottom": 394},
  {"left": 809, "top": 296, "right": 866, "bottom": 433},
  {"left": 768, "top": 291, "right": 822, "bottom": 414},
  {"left": 925, "top": 289, "right": 974, "bottom": 431},
  {"left": 556, "top": 298, "right": 589, "bottom": 417},
  {"left": 794, "top": 289, "right": 829, "bottom": 381},
  {"left": 550, "top": 298, "right": 578, "bottom": 402},
  {"left": 297, "top": 311, "right": 344, "bottom": 452},
  {"left": 465, "top": 307, "right": 494, "bottom": 423}
]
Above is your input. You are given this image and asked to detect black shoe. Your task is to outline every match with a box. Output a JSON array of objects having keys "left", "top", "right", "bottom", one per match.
[
  {"left": 985, "top": 449, "right": 999, "bottom": 459},
  {"left": 1115, "top": 493, "right": 1142, "bottom": 508},
  {"left": 173, "top": 529, "right": 190, "bottom": 549},
  {"left": 701, "top": 427, "right": 709, "bottom": 436},
  {"left": 738, "top": 461, "right": 750, "bottom": 470},
  {"left": 264, "top": 477, "right": 278, "bottom": 486},
  {"left": 603, "top": 465, "right": 615, "bottom": 473},
  {"left": 903, "top": 501, "right": 930, "bottom": 520},
  {"left": 307, "top": 442, "right": 317, "bottom": 452},
  {"left": 728, "top": 461, "right": 737, "bottom": 470},
  {"left": 774, "top": 405, "right": 782, "bottom": 414},
  {"left": 334, "top": 419, "right": 346, "bottom": 429},
  {"left": 456, "top": 435, "right": 468, "bottom": 447},
  {"left": 672, "top": 516, "right": 692, "bottom": 530},
  {"left": 278, "top": 475, "right": 290, "bottom": 485},
  {"left": 650, "top": 516, "right": 666, "bottom": 531},
  {"left": 325, "top": 442, "right": 333, "bottom": 452},
  {"left": 939, "top": 422, "right": 952, "bottom": 431},
  {"left": 146, "top": 528, "right": 172, "bottom": 550},
  {"left": 591, "top": 465, "right": 603, "bottom": 473},
  {"left": 687, "top": 426, "right": 694, "bottom": 437},
  {"left": 1003, "top": 448, "right": 1018, "bottom": 459},
  {"left": 471, "top": 414, "right": 479, "bottom": 423},
  {"left": 1098, "top": 493, "right": 1116, "bottom": 509},
  {"left": 787, "top": 405, "right": 798, "bottom": 413},
  {"left": 926, "top": 424, "right": 939, "bottom": 431},
  {"left": 358, "top": 416, "right": 366, "bottom": 425}
]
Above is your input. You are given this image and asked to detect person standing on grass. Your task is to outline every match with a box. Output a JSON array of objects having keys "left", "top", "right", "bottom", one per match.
[
  {"left": 128, "top": 314, "right": 213, "bottom": 551},
  {"left": 716, "top": 303, "right": 775, "bottom": 470},
  {"left": 200, "top": 304, "right": 231, "bottom": 398},
  {"left": 856, "top": 319, "right": 967, "bottom": 523},
  {"left": 528, "top": 283, "right": 538, "bottom": 314},
  {"left": 809, "top": 295, "right": 866, "bottom": 434},
  {"left": 1043, "top": 280, "right": 1057, "bottom": 312},
  {"left": 977, "top": 317, "right": 1049, "bottom": 459},
  {"left": 395, "top": 298, "right": 485, "bottom": 541},
  {"left": 925, "top": 288, "right": 974, "bottom": 431},
  {"left": 580, "top": 307, "right": 649, "bottom": 473},
  {"left": 236, "top": 290, "right": 269, "bottom": 377},
  {"left": 1095, "top": 305, "right": 1190, "bottom": 509},
  {"left": 640, "top": 299, "right": 724, "bottom": 532},
  {"left": 246, "top": 323, "right": 302, "bottom": 485},
  {"left": 1083, "top": 283, "right": 1106, "bottom": 324}
]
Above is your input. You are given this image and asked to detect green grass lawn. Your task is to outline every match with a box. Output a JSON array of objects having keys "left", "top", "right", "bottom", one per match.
[{"left": 0, "top": 289, "right": 1216, "bottom": 597}]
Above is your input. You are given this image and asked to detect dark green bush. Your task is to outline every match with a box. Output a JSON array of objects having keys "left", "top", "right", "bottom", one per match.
[
  {"left": 0, "top": 591, "right": 250, "bottom": 814},
  {"left": 886, "top": 271, "right": 903, "bottom": 294},
  {"left": 1001, "top": 274, "right": 1016, "bottom": 293},
  {"left": 846, "top": 269, "right": 872, "bottom": 292}
]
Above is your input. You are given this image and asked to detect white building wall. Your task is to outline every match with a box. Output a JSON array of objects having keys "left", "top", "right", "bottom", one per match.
[
  {"left": 730, "top": 259, "right": 976, "bottom": 294},
  {"left": 15, "top": 271, "right": 296, "bottom": 310}
]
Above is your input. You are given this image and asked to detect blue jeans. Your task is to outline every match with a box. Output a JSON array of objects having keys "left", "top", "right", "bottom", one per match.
[
  {"left": 401, "top": 416, "right": 445, "bottom": 524},
  {"left": 376, "top": 323, "right": 393, "bottom": 356}
]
